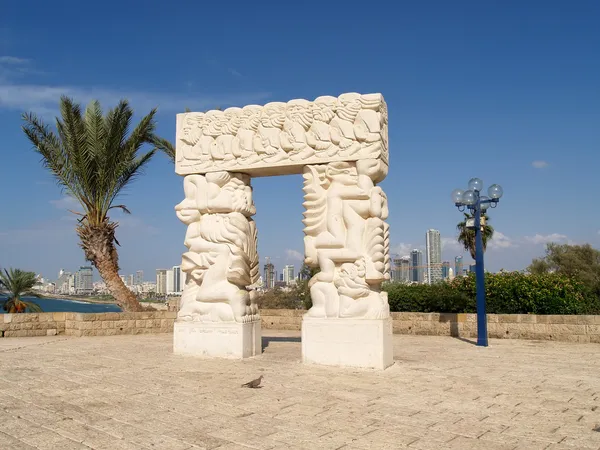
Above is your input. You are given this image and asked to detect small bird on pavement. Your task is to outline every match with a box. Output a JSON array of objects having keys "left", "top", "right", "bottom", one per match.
[{"left": 241, "top": 375, "right": 264, "bottom": 388}]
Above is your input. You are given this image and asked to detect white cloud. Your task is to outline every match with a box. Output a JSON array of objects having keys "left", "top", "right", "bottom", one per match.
[
  {"left": 532, "top": 160, "right": 549, "bottom": 169},
  {"left": 116, "top": 216, "right": 159, "bottom": 236},
  {"left": 285, "top": 249, "right": 304, "bottom": 261},
  {"left": 0, "top": 82, "right": 271, "bottom": 116},
  {"left": 488, "top": 231, "right": 517, "bottom": 249},
  {"left": 49, "top": 196, "right": 80, "bottom": 211},
  {"left": 0, "top": 56, "right": 29, "bottom": 65},
  {"left": 524, "top": 233, "right": 568, "bottom": 245},
  {"left": 228, "top": 68, "right": 243, "bottom": 77},
  {"left": 441, "top": 237, "right": 461, "bottom": 251},
  {"left": 390, "top": 242, "right": 415, "bottom": 257},
  {"left": 0, "top": 57, "right": 270, "bottom": 116}
]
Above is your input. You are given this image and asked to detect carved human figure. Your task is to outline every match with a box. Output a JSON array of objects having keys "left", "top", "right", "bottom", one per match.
[
  {"left": 302, "top": 159, "right": 390, "bottom": 319},
  {"left": 175, "top": 172, "right": 259, "bottom": 323},
  {"left": 232, "top": 106, "right": 262, "bottom": 164},
  {"left": 330, "top": 93, "right": 362, "bottom": 157},
  {"left": 254, "top": 102, "right": 287, "bottom": 163},
  {"left": 281, "top": 99, "right": 315, "bottom": 161},
  {"left": 306, "top": 96, "right": 337, "bottom": 157}
]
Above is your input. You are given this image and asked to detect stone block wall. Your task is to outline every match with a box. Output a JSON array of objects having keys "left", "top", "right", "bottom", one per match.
[
  {"left": 2, "top": 309, "right": 600, "bottom": 342},
  {"left": 261, "top": 309, "right": 305, "bottom": 330},
  {"left": 390, "top": 312, "right": 600, "bottom": 343},
  {"left": 1, "top": 311, "right": 176, "bottom": 337},
  {"left": 1, "top": 312, "right": 65, "bottom": 337},
  {"left": 260, "top": 310, "right": 600, "bottom": 343},
  {"left": 65, "top": 312, "right": 177, "bottom": 337}
]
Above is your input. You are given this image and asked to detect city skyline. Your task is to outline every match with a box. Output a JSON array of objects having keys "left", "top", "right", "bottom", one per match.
[{"left": 2, "top": 2, "right": 599, "bottom": 278}]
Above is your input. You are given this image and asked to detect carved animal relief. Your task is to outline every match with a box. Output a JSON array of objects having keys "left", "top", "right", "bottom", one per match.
[
  {"left": 302, "top": 160, "right": 391, "bottom": 319},
  {"left": 175, "top": 172, "right": 259, "bottom": 323}
]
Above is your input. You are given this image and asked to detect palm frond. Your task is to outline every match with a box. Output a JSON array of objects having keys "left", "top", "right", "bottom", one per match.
[
  {"left": 108, "top": 205, "right": 131, "bottom": 214},
  {"left": 152, "top": 136, "right": 176, "bottom": 162},
  {"left": 24, "top": 301, "right": 43, "bottom": 313},
  {"left": 0, "top": 268, "right": 38, "bottom": 300},
  {"left": 22, "top": 98, "right": 162, "bottom": 228}
]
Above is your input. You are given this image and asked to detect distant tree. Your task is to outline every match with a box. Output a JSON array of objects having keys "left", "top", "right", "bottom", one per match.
[
  {"left": 527, "top": 243, "right": 600, "bottom": 292},
  {"left": 456, "top": 212, "right": 494, "bottom": 260},
  {"left": 297, "top": 263, "right": 319, "bottom": 310},
  {"left": 0, "top": 269, "right": 43, "bottom": 313},
  {"left": 22, "top": 97, "right": 164, "bottom": 312}
]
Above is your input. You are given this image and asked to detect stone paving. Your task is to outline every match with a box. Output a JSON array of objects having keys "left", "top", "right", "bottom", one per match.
[{"left": 0, "top": 332, "right": 599, "bottom": 450}]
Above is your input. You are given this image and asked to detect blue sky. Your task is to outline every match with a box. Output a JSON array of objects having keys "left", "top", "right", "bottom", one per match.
[{"left": 1, "top": 0, "right": 599, "bottom": 281}]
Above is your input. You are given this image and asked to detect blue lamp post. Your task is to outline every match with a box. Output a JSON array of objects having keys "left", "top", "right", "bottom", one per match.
[{"left": 451, "top": 178, "right": 503, "bottom": 347}]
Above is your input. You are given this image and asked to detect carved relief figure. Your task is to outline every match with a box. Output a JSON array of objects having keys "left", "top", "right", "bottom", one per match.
[
  {"left": 302, "top": 159, "right": 390, "bottom": 319},
  {"left": 232, "top": 106, "right": 262, "bottom": 164},
  {"left": 254, "top": 102, "right": 287, "bottom": 163},
  {"left": 306, "top": 96, "right": 336, "bottom": 157},
  {"left": 175, "top": 172, "right": 259, "bottom": 323}
]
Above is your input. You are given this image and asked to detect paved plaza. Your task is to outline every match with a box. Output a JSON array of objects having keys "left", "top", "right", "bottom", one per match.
[{"left": 0, "top": 333, "right": 599, "bottom": 450}]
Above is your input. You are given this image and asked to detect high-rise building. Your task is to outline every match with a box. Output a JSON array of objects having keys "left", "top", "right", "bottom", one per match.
[
  {"left": 441, "top": 261, "right": 450, "bottom": 280},
  {"left": 410, "top": 249, "right": 424, "bottom": 283},
  {"left": 392, "top": 257, "right": 410, "bottom": 283},
  {"left": 455, "top": 256, "right": 463, "bottom": 278},
  {"left": 173, "top": 266, "right": 182, "bottom": 293},
  {"left": 426, "top": 229, "right": 442, "bottom": 284},
  {"left": 57, "top": 270, "right": 72, "bottom": 294},
  {"left": 399, "top": 257, "right": 411, "bottom": 282},
  {"left": 391, "top": 258, "right": 401, "bottom": 281},
  {"left": 263, "top": 258, "right": 275, "bottom": 289},
  {"left": 156, "top": 269, "right": 168, "bottom": 295},
  {"left": 75, "top": 266, "right": 93, "bottom": 295},
  {"left": 166, "top": 269, "right": 175, "bottom": 294},
  {"left": 135, "top": 270, "right": 144, "bottom": 286},
  {"left": 127, "top": 274, "right": 134, "bottom": 286},
  {"left": 283, "top": 265, "right": 295, "bottom": 285}
]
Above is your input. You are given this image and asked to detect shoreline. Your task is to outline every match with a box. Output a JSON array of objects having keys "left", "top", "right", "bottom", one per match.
[
  {"left": 33, "top": 294, "right": 168, "bottom": 310},
  {"left": 36, "top": 293, "right": 118, "bottom": 305}
]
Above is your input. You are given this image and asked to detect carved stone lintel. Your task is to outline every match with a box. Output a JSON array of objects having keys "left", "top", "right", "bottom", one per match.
[
  {"left": 302, "top": 159, "right": 390, "bottom": 320},
  {"left": 176, "top": 93, "right": 388, "bottom": 176}
]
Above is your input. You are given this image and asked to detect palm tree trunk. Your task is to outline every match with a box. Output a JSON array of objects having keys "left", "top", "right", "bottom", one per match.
[
  {"left": 95, "top": 254, "right": 143, "bottom": 312},
  {"left": 78, "top": 223, "right": 143, "bottom": 312}
]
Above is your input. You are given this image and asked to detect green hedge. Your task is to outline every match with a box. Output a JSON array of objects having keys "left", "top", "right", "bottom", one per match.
[{"left": 384, "top": 272, "right": 600, "bottom": 315}]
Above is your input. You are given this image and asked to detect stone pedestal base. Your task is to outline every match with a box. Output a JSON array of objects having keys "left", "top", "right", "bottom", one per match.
[
  {"left": 302, "top": 317, "right": 393, "bottom": 369},
  {"left": 173, "top": 320, "right": 261, "bottom": 359}
]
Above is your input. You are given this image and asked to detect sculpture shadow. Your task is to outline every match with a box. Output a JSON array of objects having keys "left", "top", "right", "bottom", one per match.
[
  {"left": 439, "top": 314, "right": 478, "bottom": 346},
  {"left": 262, "top": 335, "right": 301, "bottom": 351}
]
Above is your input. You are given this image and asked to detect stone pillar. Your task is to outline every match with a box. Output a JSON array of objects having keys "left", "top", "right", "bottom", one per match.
[
  {"left": 173, "top": 171, "right": 261, "bottom": 358},
  {"left": 301, "top": 159, "right": 393, "bottom": 369}
]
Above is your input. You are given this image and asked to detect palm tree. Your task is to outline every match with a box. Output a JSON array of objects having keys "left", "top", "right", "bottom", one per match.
[
  {"left": 456, "top": 212, "right": 494, "bottom": 260},
  {"left": 22, "top": 97, "right": 163, "bottom": 311},
  {"left": 0, "top": 269, "right": 43, "bottom": 313}
]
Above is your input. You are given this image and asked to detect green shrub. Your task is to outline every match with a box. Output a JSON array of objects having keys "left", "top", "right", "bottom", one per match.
[
  {"left": 385, "top": 282, "right": 473, "bottom": 313},
  {"left": 384, "top": 272, "right": 600, "bottom": 315}
]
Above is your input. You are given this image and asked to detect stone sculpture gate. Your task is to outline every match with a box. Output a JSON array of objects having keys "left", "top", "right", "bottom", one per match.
[{"left": 173, "top": 93, "right": 393, "bottom": 369}]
